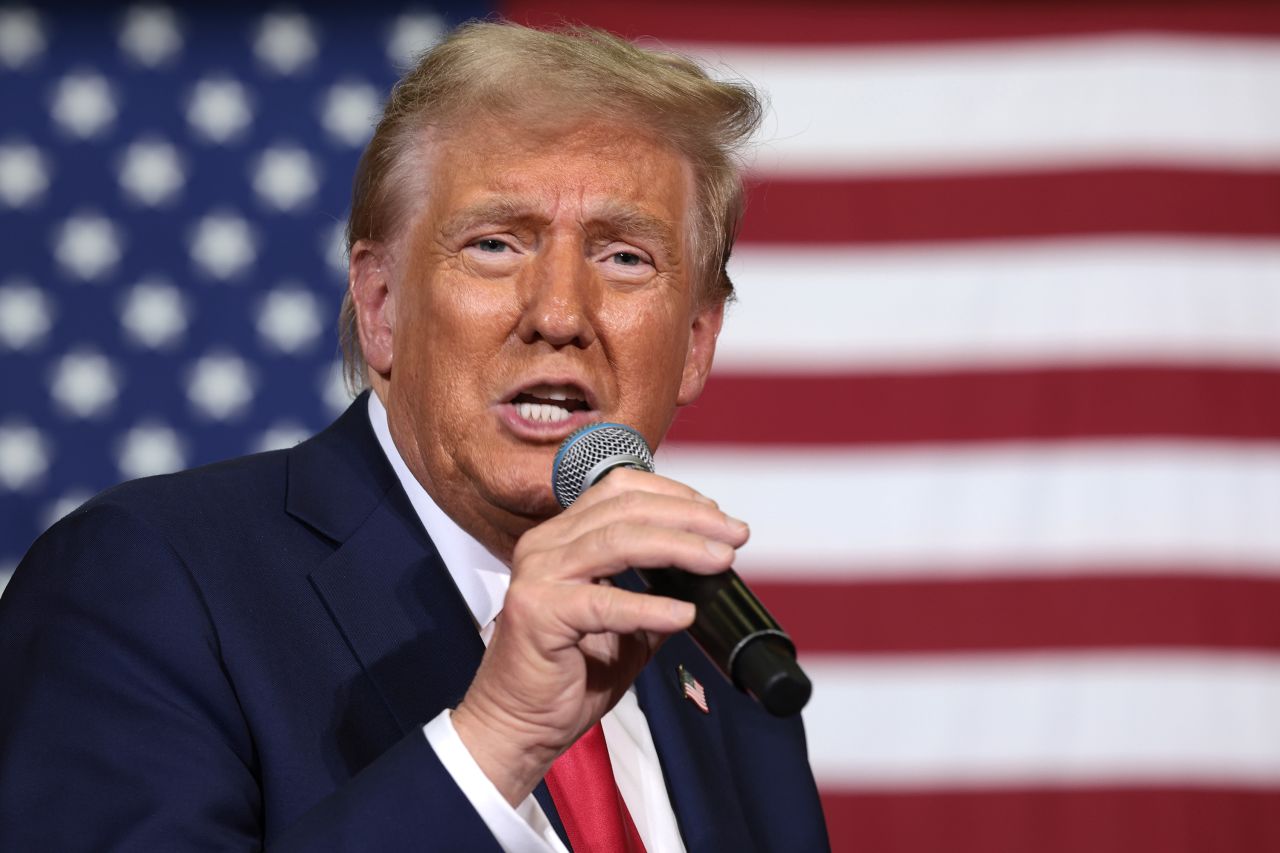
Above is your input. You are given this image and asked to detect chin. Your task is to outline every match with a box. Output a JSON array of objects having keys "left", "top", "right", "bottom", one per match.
[{"left": 480, "top": 456, "right": 562, "bottom": 520}]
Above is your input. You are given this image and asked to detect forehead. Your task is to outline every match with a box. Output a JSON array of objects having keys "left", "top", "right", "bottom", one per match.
[{"left": 416, "top": 119, "right": 695, "bottom": 232}]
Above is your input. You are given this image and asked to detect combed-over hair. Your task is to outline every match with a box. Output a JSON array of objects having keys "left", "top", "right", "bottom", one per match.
[{"left": 339, "top": 21, "right": 764, "bottom": 389}]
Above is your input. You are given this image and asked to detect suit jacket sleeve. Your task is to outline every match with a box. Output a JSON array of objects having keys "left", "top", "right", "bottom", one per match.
[{"left": 0, "top": 501, "right": 501, "bottom": 852}]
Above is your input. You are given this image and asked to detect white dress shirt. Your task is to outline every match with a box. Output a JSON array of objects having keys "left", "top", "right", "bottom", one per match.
[{"left": 367, "top": 392, "right": 686, "bottom": 853}]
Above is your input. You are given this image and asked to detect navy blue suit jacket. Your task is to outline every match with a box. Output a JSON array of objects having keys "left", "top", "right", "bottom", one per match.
[{"left": 0, "top": 394, "right": 829, "bottom": 851}]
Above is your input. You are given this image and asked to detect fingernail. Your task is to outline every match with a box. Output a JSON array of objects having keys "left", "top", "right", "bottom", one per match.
[
  {"left": 672, "top": 600, "right": 696, "bottom": 622},
  {"left": 706, "top": 540, "right": 733, "bottom": 560},
  {"left": 728, "top": 516, "right": 748, "bottom": 533}
]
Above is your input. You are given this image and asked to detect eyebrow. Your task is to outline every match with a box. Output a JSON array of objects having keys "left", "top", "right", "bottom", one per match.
[
  {"left": 439, "top": 197, "right": 547, "bottom": 238},
  {"left": 584, "top": 201, "right": 680, "bottom": 261}
]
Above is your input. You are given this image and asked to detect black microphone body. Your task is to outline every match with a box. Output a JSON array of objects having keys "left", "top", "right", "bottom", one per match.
[{"left": 552, "top": 423, "right": 812, "bottom": 717}]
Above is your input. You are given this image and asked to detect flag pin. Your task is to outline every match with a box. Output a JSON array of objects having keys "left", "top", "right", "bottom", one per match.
[{"left": 677, "top": 665, "right": 709, "bottom": 714}]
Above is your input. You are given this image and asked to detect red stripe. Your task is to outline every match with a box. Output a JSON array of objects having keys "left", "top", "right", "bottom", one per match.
[
  {"left": 667, "top": 366, "right": 1280, "bottom": 446},
  {"left": 821, "top": 787, "right": 1280, "bottom": 853},
  {"left": 505, "top": 2, "right": 1280, "bottom": 45},
  {"left": 755, "top": 574, "right": 1280, "bottom": 654},
  {"left": 738, "top": 170, "right": 1280, "bottom": 244}
]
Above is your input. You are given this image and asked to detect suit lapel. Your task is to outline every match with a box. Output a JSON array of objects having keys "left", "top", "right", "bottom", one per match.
[
  {"left": 307, "top": 500, "right": 485, "bottom": 732},
  {"left": 306, "top": 500, "right": 573, "bottom": 846},
  {"left": 288, "top": 395, "right": 570, "bottom": 846},
  {"left": 289, "top": 393, "right": 481, "bottom": 732}
]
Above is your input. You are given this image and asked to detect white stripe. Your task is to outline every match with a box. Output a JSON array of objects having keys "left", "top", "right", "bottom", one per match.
[
  {"left": 802, "top": 651, "right": 1280, "bottom": 788},
  {"left": 655, "top": 442, "right": 1280, "bottom": 578},
  {"left": 718, "top": 238, "right": 1280, "bottom": 371},
  {"left": 676, "top": 34, "right": 1280, "bottom": 174}
]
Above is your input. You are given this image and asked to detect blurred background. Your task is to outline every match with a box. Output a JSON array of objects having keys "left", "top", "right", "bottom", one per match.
[{"left": 3, "top": 2, "right": 1279, "bottom": 850}]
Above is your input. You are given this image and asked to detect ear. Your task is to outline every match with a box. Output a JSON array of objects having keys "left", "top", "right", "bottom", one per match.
[
  {"left": 676, "top": 300, "right": 725, "bottom": 406},
  {"left": 348, "top": 239, "right": 395, "bottom": 376}
]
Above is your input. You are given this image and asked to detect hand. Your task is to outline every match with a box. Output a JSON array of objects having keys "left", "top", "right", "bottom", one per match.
[{"left": 450, "top": 467, "right": 749, "bottom": 805}]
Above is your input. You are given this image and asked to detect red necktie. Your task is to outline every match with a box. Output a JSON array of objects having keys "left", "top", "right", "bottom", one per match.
[{"left": 544, "top": 722, "right": 647, "bottom": 852}]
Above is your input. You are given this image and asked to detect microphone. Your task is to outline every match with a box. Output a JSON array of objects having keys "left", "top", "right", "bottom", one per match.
[{"left": 553, "top": 422, "right": 812, "bottom": 717}]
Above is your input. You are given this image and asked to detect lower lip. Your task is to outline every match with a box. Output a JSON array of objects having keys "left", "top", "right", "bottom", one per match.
[{"left": 495, "top": 403, "right": 600, "bottom": 441}]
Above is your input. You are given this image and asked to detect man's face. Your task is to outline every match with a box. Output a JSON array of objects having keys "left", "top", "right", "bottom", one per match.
[{"left": 361, "top": 119, "right": 722, "bottom": 549}]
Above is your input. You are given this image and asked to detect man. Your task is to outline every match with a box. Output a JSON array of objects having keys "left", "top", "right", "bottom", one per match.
[{"left": 0, "top": 22, "right": 828, "bottom": 852}]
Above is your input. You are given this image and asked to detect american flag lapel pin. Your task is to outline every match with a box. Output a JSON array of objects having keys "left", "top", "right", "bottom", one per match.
[{"left": 677, "top": 665, "right": 709, "bottom": 714}]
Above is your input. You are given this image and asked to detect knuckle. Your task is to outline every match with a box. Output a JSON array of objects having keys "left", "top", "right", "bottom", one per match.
[
  {"left": 596, "top": 469, "right": 635, "bottom": 495},
  {"left": 501, "top": 582, "right": 536, "bottom": 619},
  {"left": 510, "top": 522, "right": 560, "bottom": 569},
  {"left": 615, "top": 490, "right": 646, "bottom": 513},
  {"left": 514, "top": 548, "right": 548, "bottom": 577},
  {"left": 597, "top": 521, "right": 628, "bottom": 552},
  {"left": 588, "top": 589, "right": 614, "bottom": 624},
  {"left": 611, "top": 467, "right": 647, "bottom": 485}
]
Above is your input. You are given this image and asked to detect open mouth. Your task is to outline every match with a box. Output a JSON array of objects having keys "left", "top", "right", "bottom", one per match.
[{"left": 509, "top": 384, "right": 592, "bottom": 425}]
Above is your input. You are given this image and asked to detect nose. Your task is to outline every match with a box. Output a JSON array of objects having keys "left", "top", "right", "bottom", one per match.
[{"left": 515, "top": 237, "right": 597, "bottom": 349}]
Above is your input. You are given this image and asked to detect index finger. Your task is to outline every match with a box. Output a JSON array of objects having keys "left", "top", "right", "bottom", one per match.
[{"left": 567, "top": 467, "right": 716, "bottom": 512}]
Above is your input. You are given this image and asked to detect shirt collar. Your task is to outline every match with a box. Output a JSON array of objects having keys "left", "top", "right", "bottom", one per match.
[{"left": 366, "top": 390, "right": 509, "bottom": 634}]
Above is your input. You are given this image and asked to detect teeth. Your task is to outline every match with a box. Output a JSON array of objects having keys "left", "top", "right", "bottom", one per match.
[
  {"left": 516, "top": 401, "right": 573, "bottom": 424},
  {"left": 526, "top": 385, "right": 585, "bottom": 403}
]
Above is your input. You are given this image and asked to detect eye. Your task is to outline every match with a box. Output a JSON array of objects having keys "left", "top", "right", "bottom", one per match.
[
  {"left": 611, "top": 251, "right": 645, "bottom": 267},
  {"left": 473, "top": 238, "right": 509, "bottom": 253}
]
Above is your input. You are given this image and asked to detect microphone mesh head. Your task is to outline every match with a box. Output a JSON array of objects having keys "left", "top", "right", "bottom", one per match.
[{"left": 552, "top": 422, "right": 654, "bottom": 508}]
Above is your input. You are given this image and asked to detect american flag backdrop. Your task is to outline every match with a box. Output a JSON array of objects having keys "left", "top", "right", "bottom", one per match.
[{"left": 3, "top": 2, "right": 1280, "bottom": 851}]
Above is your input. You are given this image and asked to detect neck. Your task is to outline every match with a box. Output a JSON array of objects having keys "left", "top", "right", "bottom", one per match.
[{"left": 370, "top": 382, "right": 543, "bottom": 566}]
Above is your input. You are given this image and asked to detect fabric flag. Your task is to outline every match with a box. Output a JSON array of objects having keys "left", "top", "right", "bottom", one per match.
[{"left": 3, "top": 3, "right": 1280, "bottom": 851}]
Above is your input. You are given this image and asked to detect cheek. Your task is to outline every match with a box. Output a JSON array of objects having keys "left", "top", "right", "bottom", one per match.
[
  {"left": 413, "top": 273, "right": 509, "bottom": 352},
  {"left": 389, "top": 281, "right": 462, "bottom": 404},
  {"left": 607, "top": 301, "right": 692, "bottom": 417}
]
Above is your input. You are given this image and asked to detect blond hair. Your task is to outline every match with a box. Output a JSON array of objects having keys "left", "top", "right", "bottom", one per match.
[{"left": 339, "top": 21, "right": 763, "bottom": 388}]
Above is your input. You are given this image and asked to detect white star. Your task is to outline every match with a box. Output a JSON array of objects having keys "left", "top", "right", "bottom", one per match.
[
  {"left": 0, "top": 278, "right": 55, "bottom": 350},
  {"left": 52, "top": 212, "right": 124, "bottom": 281},
  {"left": 118, "top": 138, "right": 185, "bottom": 205},
  {"left": 386, "top": 12, "right": 445, "bottom": 70},
  {"left": 256, "top": 284, "right": 324, "bottom": 353},
  {"left": 318, "top": 359, "right": 354, "bottom": 415},
  {"left": 42, "top": 488, "right": 94, "bottom": 530},
  {"left": 189, "top": 212, "right": 257, "bottom": 280},
  {"left": 254, "top": 11, "right": 318, "bottom": 75},
  {"left": 0, "top": 143, "right": 51, "bottom": 208},
  {"left": 253, "top": 421, "right": 311, "bottom": 452},
  {"left": 49, "top": 349, "right": 120, "bottom": 419},
  {"left": 0, "top": 8, "right": 46, "bottom": 70},
  {"left": 0, "top": 422, "right": 50, "bottom": 491},
  {"left": 187, "top": 77, "right": 253, "bottom": 144},
  {"left": 251, "top": 145, "right": 320, "bottom": 211},
  {"left": 118, "top": 278, "right": 187, "bottom": 348},
  {"left": 116, "top": 421, "right": 186, "bottom": 480},
  {"left": 187, "top": 352, "right": 256, "bottom": 420},
  {"left": 50, "top": 71, "right": 119, "bottom": 140},
  {"left": 319, "top": 81, "right": 380, "bottom": 147},
  {"left": 118, "top": 4, "right": 183, "bottom": 67}
]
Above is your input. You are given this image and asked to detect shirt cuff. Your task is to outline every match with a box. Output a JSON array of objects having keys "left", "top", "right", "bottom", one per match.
[{"left": 423, "top": 709, "right": 568, "bottom": 853}]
